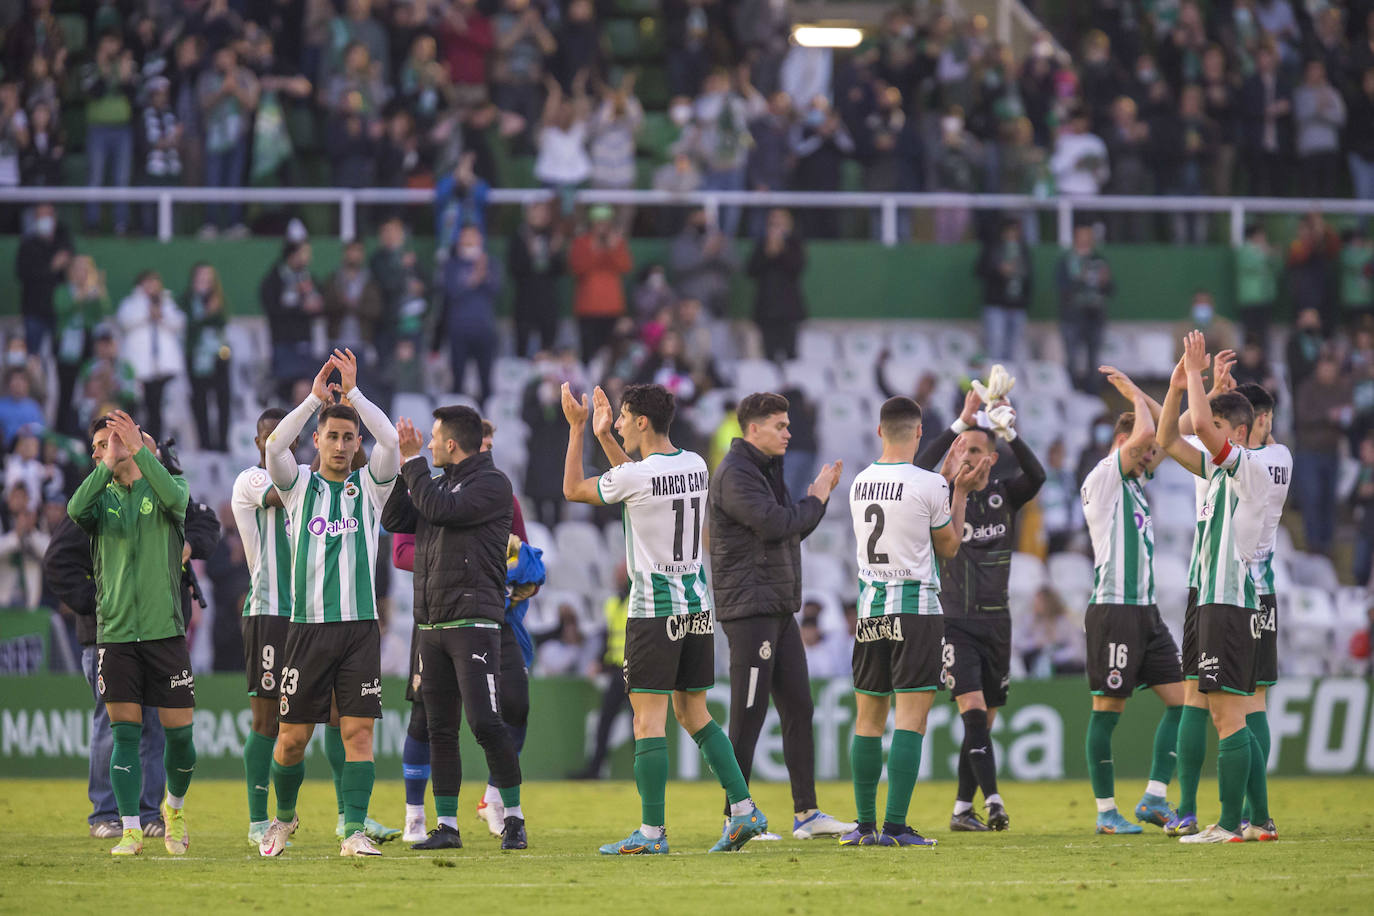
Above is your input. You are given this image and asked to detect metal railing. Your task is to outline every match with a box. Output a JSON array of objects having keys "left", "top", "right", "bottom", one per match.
[{"left": 3, "top": 185, "right": 1374, "bottom": 246}]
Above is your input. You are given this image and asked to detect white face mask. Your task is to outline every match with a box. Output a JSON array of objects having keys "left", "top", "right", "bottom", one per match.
[
  {"left": 942, "top": 116, "right": 963, "bottom": 135},
  {"left": 670, "top": 103, "right": 693, "bottom": 127},
  {"left": 34, "top": 216, "right": 54, "bottom": 236},
  {"left": 460, "top": 245, "right": 483, "bottom": 261}
]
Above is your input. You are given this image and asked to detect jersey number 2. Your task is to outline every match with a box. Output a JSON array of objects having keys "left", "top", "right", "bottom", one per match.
[
  {"left": 671, "top": 497, "right": 701, "bottom": 562},
  {"left": 864, "top": 504, "right": 889, "bottom": 564}
]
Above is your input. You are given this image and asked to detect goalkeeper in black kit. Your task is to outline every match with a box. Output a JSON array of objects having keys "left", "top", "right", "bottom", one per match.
[{"left": 915, "top": 368, "right": 1045, "bottom": 832}]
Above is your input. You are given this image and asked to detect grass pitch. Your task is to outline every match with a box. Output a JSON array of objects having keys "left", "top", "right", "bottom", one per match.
[{"left": 3, "top": 777, "right": 1372, "bottom": 915}]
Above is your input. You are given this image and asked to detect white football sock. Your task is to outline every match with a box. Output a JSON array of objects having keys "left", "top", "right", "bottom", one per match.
[
  {"left": 165, "top": 794, "right": 184, "bottom": 810},
  {"left": 1096, "top": 797, "right": 1117, "bottom": 813},
  {"left": 640, "top": 824, "right": 664, "bottom": 839},
  {"left": 1145, "top": 780, "right": 1168, "bottom": 798},
  {"left": 729, "top": 798, "right": 754, "bottom": 817},
  {"left": 986, "top": 793, "right": 1004, "bottom": 807},
  {"left": 483, "top": 783, "right": 501, "bottom": 806},
  {"left": 405, "top": 804, "right": 425, "bottom": 820},
  {"left": 122, "top": 815, "right": 141, "bottom": 831},
  {"left": 438, "top": 816, "right": 458, "bottom": 829},
  {"left": 953, "top": 800, "right": 973, "bottom": 815},
  {"left": 505, "top": 805, "right": 523, "bottom": 820}
]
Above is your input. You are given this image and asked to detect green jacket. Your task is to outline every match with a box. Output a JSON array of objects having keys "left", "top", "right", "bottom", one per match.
[
  {"left": 67, "top": 448, "right": 189, "bottom": 644},
  {"left": 1235, "top": 243, "right": 1278, "bottom": 308}
]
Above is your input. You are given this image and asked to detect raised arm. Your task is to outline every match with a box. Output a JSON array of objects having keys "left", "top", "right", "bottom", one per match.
[
  {"left": 67, "top": 462, "right": 114, "bottom": 533},
  {"left": 916, "top": 389, "right": 979, "bottom": 470},
  {"left": 591, "top": 386, "right": 631, "bottom": 467},
  {"left": 266, "top": 362, "right": 331, "bottom": 490},
  {"left": 1155, "top": 352, "right": 1208, "bottom": 478},
  {"left": 933, "top": 456, "right": 992, "bottom": 558},
  {"left": 561, "top": 383, "right": 604, "bottom": 505},
  {"left": 395, "top": 418, "right": 512, "bottom": 526},
  {"left": 716, "top": 462, "right": 826, "bottom": 541},
  {"left": 1101, "top": 366, "right": 1165, "bottom": 472},
  {"left": 332, "top": 348, "right": 400, "bottom": 483},
  {"left": 1183, "top": 330, "right": 1227, "bottom": 459},
  {"left": 110, "top": 411, "right": 188, "bottom": 518}
]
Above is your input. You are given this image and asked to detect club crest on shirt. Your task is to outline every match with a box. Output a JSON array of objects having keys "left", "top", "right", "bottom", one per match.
[
  {"left": 250, "top": 470, "right": 268, "bottom": 489},
  {"left": 344, "top": 482, "right": 360, "bottom": 500},
  {"left": 988, "top": 493, "right": 1004, "bottom": 509},
  {"left": 1106, "top": 669, "right": 1123, "bottom": 690},
  {"left": 140, "top": 497, "right": 154, "bottom": 515}
]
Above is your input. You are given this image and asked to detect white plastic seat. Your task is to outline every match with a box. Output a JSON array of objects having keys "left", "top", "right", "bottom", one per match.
[
  {"left": 1047, "top": 552, "right": 1095, "bottom": 596},
  {"left": 936, "top": 328, "right": 979, "bottom": 365},
  {"left": 797, "top": 327, "right": 838, "bottom": 363},
  {"left": 493, "top": 356, "right": 532, "bottom": 395},
  {"left": 732, "top": 358, "right": 783, "bottom": 394}
]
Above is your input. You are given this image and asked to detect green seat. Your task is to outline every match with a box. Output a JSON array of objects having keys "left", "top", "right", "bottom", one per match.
[
  {"left": 285, "top": 103, "right": 319, "bottom": 153},
  {"left": 636, "top": 66, "right": 670, "bottom": 109},
  {"left": 613, "top": 0, "right": 658, "bottom": 13},
  {"left": 57, "top": 13, "right": 87, "bottom": 54},
  {"left": 637, "top": 112, "right": 678, "bottom": 161}
]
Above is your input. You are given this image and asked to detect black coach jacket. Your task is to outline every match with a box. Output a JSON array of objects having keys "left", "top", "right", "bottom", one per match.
[
  {"left": 709, "top": 438, "right": 826, "bottom": 622},
  {"left": 382, "top": 450, "right": 513, "bottom": 626}
]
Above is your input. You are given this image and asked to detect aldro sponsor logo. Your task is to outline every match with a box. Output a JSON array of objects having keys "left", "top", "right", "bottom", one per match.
[
  {"left": 308, "top": 515, "right": 360, "bottom": 537},
  {"left": 665, "top": 612, "right": 714, "bottom": 641},
  {"left": 963, "top": 522, "right": 1008, "bottom": 542}
]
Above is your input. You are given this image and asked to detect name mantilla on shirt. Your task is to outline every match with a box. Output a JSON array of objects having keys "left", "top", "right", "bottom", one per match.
[{"left": 853, "top": 481, "right": 905, "bottom": 501}]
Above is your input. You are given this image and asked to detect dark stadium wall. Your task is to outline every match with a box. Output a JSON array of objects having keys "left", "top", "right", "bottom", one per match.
[{"left": 0, "top": 239, "right": 1248, "bottom": 324}]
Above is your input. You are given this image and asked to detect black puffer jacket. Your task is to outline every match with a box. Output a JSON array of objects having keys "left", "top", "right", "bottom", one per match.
[
  {"left": 382, "top": 451, "right": 513, "bottom": 625},
  {"left": 709, "top": 438, "right": 826, "bottom": 621}
]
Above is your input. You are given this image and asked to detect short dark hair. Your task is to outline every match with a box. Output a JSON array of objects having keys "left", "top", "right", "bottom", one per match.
[
  {"left": 737, "top": 392, "right": 790, "bottom": 430},
  {"left": 258, "top": 406, "right": 287, "bottom": 426},
  {"left": 1235, "top": 382, "right": 1276, "bottom": 415},
  {"left": 621, "top": 384, "right": 676, "bottom": 434},
  {"left": 433, "top": 405, "right": 483, "bottom": 453},
  {"left": 319, "top": 403, "right": 360, "bottom": 431},
  {"left": 878, "top": 396, "right": 923, "bottom": 439},
  {"left": 89, "top": 415, "right": 112, "bottom": 442},
  {"left": 481, "top": 418, "right": 495, "bottom": 439},
  {"left": 1210, "top": 392, "right": 1255, "bottom": 434},
  {"left": 1113, "top": 411, "right": 1136, "bottom": 442}
]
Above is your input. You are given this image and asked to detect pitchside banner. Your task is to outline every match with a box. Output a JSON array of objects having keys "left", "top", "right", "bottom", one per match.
[{"left": 2, "top": 675, "right": 1373, "bottom": 780}]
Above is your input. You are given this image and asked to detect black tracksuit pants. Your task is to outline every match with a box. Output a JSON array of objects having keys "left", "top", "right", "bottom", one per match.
[
  {"left": 408, "top": 623, "right": 529, "bottom": 753},
  {"left": 419, "top": 626, "right": 522, "bottom": 797},
  {"left": 722, "top": 615, "right": 817, "bottom": 815}
]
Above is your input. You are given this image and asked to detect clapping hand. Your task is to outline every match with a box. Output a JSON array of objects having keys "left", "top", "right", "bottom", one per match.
[
  {"left": 107, "top": 410, "right": 144, "bottom": 456},
  {"left": 396, "top": 418, "right": 425, "bottom": 461},
  {"left": 807, "top": 460, "right": 844, "bottom": 503},
  {"left": 591, "top": 386, "right": 615, "bottom": 438},
  {"left": 561, "top": 382, "right": 590, "bottom": 428},
  {"left": 330, "top": 348, "right": 359, "bottom": 392},
  {"left": 1182, "top": 330, "right": 1209, "bottom": 375},
  {"left": 954, "top": 454, "right": 994, "bottom": 493}
]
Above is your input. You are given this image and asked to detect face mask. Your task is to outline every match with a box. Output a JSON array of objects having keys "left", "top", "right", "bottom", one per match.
[
  {"left": 460, "top": 245, "right": 482, "bottom": 260},
  {"left": 806, "top": 109, "right": 826, "bottom": 127},
  {"left": 1033, "top": 39, "right": 1054, "bottom": 59},
  {"left": 1137, "top": 67, "right": 1157, "bottom": 84},
  {"left": 34, "top": 216, "right": 54, "bottom": 236},
  {"left": 1094, "top": 424, "right": 1113, "bottom": 446},
  {"left": 1192, "top": 302, "right": 1214, "bottom": 325},
  {"left": 670, "top": 103, "right": 693, "bottom": 127},
  {"left": 648, "top": 272, "right": 665, "bottom": 290},
  {"left": 941, "top": 116, "right": 963, "bottom": 135},
  {"left": 898, "top": 25, "right": 915, "bottom": 40},
  {"left": 5, "top": 350, "right": 26, "bottom": 367}
]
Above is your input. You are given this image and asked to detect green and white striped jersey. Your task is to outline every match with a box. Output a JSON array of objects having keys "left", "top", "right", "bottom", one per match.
[
  {"left": 849, "top": 461, "right": 951, "bottom": 618},
  {"left": 231, "top": 466, "right": 292, "bottom": 618},
  {"left": 1184, "top": 434, "right": 1214, "bottom": 591},
  {"left": 1245, "top": 443, "right": 1292, "bottom": 597},
  {"left": 276, "top": 464, "right": 397, "bottom": 624},
  {"left": 596, "top": 450, "right": 712, "bottom": 619},
  {"left": 1194, "top": 439, "right": 1270, "bottom": 610},
  {"left": 1081, "top": 450, "right": 1155, "bottom": 606}
]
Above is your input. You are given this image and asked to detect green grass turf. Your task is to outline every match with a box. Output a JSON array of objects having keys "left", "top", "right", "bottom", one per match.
[{"left": 3, "top": 778, "right": 1372, "bottom": 914}]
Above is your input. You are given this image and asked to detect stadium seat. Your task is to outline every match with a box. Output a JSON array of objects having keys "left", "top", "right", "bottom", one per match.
[
  {"left": 637, "top": 112, "right": 679, "bottom": 161},
  {"left": 554, "top": 520, "right": 605, "bottom": 569},
  {"left": 435, "top": 392, "right": 482, "bottom": 411},
  {"left": 935, "top": 328, "right": 980, "bottom": 365},
  {"left": 493, "top": 356, "right": 532, "bottom": 395},
  {"left": 781, "top": 360, "right": 833, "bottom": 399},
  {"left": 524, "top": 520, "right": 557, "bottom": 564},
  {"left": 839, "top": 329, "right": 885, "bottom": 365},
  {"left": 602, "top": 521, "right": 626, "bottom": 570},
  {"left": 831, "top": 361, "right": 879, "bottom": 397},
  {"left": 1289, "top": 552, "right": 1341, "bottom": 593},
  {"left": 546, "top": 552, "right": 603, "bottom": 592},
  {"left": 802, "top": 553, "right": 848, "bottom": 595},
  {"left": 888, "top": 330, "right": 938, "bottom": 367},
  {"left": 732, "top": 358, "right": 782, "bottom": 393},
  {"left": 526, "top": 588, "right": 581, "bottom": 636},
  {"left": 1023, "top": 360, "right": 1072, "bottom": 396},
  {"left": 688, "top": 386, "right": 734, "bottom": 433},
  {"left": 797, "top": 327, "right": 839, "bottom": 363},
  {"left": 392, "top": 393, "right": 433, "bottom": 426},
  {"left": 1010, "top": 551, "right": 1048, "bottom": 593},
  {"left": 1047, "top": 552, "right": 1094, "bottom": 597},
  {"left": 802, "top": 520, "right": 851, "bottom": 560},
  {"left": 486, "top": 391, "right": 524, "bottom": 430}
]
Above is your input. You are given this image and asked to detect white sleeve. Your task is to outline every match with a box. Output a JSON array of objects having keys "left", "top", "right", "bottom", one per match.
[
  {"left": 1218, "top": 446, "right": 1271, "bottom": 504},
  {"left": 266, "top": 392, "right": 320, "bottom": 491},
  {"left": 1080, "top": 452, "right": 1118, "bottom": 511},
  {"left": 347, "top": 386, "right": 400, "bottom": 486},
  {"left": 231, "top": 469, "right": 267, "bottom": 566},
  {"left": 926, "top": 474, "right": 952, "bottom": 530},
  {"left": 595, "top": 461, "right": 648, "bottom": 506}
]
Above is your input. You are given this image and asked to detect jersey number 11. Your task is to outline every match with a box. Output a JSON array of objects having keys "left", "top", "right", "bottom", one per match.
[{"left": 671, "top": 497, "right": 701, "bottom": 562}]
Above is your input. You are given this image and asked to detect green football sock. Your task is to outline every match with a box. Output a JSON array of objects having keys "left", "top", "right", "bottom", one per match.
[
  {"left": 110, "top": 722, "right": 143, "bottom": 818},
  {"left": 850, "top": 734, "right": 883, "bottom": 826},
  {"left": 1176, "top": 705, "right": 1209, "bottom": 817},
  {"left": 244, "top": 730, "right": 275, "bottom": 823},
  {"left": 1086, "top": 710, "right": 1120, "bottom": 802},
  {"left": 325, "top": 725, "right": 346, "bottom": 815},
  {"left": 691, "top": 721, "right": 750, "bottom": 806},
  {"left": 1149, "top": 705, "right": 1183, "bottom": 785},
  {"left": 1243, "top": 711, "right": 1271, "bottom": 824},
  {"left": 271, "top": 758, "right": 306, "bottom": 822},
  {"left": 634, "top": 737, "right": 668, "bottom": 827},
  {"left": 883, "top": 729, "right": 923, "bottom": 827},
  {"left": 342, "top": 760, "right": 375, "bottom": 837},
  {"left": 1216, "top": 728, "right": 1252, "bottom": 833},
  {"left": 163, "top": 723, "right": 196, "bottom": 799},
  {"left": 498, "top": 784, "right": 520, "bottom": 808},
  {"left": 435, "top": 794, "right": 458, "bottom": 819}
]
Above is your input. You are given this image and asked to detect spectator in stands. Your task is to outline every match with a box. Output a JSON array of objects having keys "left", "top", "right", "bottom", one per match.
[
  {"left": 376, "top": 109, "right": 425, "bottom": 188},
  {"left": 3, "top": 337, "right": 46, "bottom": 413},
  {"left": 932, "top": 108, "right": 978, "bottom": 244},
  {"left": 1079, "top": 29, "right": 1125, "bottom": 128},
  {"left": 323, "top": 239, "right": 383, "bottom": 369},
  {"left": 1238, "top": 41, "right": 1292, "bottom": 197},
  {"left": 137, "top": 76, "right": 181, "bottom": 234},
  {"left": 491, "top": 0, "right": 556, "bottom": 142},
  {"left": 323, "top": 0, "right": 390, "bottom": 83},
  {"left": 1165, "top": 85, "right": 1217, "bottom": 243},
  {"left": 776, "top": 383, "right": 818, "bottom": 501},
  {"left": 0, "top": 482, "right": 50, "bottom": 607},
  {"left": 1349, "top": 69, "right": 1374, "bottom": 219},
  {"left": 856, "top": 85, "right": 921, "bottom": 240},
  {"left": 664, "top": 0, "right": 717, "bottom": 97},
  {"left": 1293, "top": 58, "right": 1346, "bottom": 199},
  {"left": 1038, "top": 439, "right": 1083, "bottom": 555},
  {"left": 536, "top": 606, "right": 596, "bottom": 677},
  {"left": 977, "top": 218, "right": 1032, "bottom": 362},
  {"left": 800, "top": 611, "right": 847, "bottom": 679},
  {"left": 1015, "top": 585, "right": 1085, "bottom": 677},
  {"left": 53, "top": 255, "right": 111, "bottom": 437},
  {"left": 569, "top": 205, "right": 633, "bottom": 363},
  {"left": 18, "top": 99, "right": 61, "bottom": 188},
  {"left": 170, "top": 34, "right": 206, "bottom": 188},
  {"left": 1342, "top": 229, "right": 1374, "bottom": 327},
  {"left": 1173, "top": 289, "right": 1238, "bottom": 359},
  {"left": 745, "top": 90, "right": 794, "bottom": 234},
  {"left": 788, "top": 93, "right": 854, "bottom": 239},
  {"left": 1235, "top": 223, "right": 1281, "bottom": 353},
  {"left": 75, "top": 328, "right": 137, "bottom": 431},
  {"left": 81, "top": 31, "right": 137, "bottom": 234},
  {"left": 1056, "top": 223, "right": 1114, "bottom": 393},
  {"left": 441, "top": 224, "right": 501, "bottom": 405},
  {"left": 1199, "top": 45, "right": 1237, "bottom": 197},
  {"left": 434, "top": 151, "right": 491, "bottom": 254},
  {"left": 326, "top": 107, "right": 382, "bottom": 190},
  {"left": 398, "top": 32, "right": 455, "bottom": 133},
  {"left": 1286, "top": 306, "right": 1326, "bottom": 392},
  {"left": 1050, "top": 105, "right": 1109, "bottom": 198},
  {"left": 1288, "top": 211, "right": 1342, "bottom": 332},
  {"left": 324, "top": 40, "right": 391, "bottom": 120},
  {"left": 5, "top": 431, "right": 48, "bottom": 511},
  {"left": 682, "top": 67, "right": 762, "bottom": 239},
  {"left": 1350, "top": 432, "right": 1374, "bottom": 586},
  {"left": 632, "top": 330, "right": 698, "bottom": 405},
  {"left": 370, "top": 214, "right": 422, "bottom": 358},
  {"left": 749, "top": 208, "right": 807, "bottom": 362},
  {"left": 633, "top": 265, "right": 678, "bottom": 324},
  {"left": 1102, "top": 95, "right": 1152, "bottom": 242},
  {"left": 673, "top": 297, "right": 720, "bottom": 386},
  {"left": 552, "top": 0, "right": 603, "bottom": 90},
  {"left": 588, "top": 73, "right": 644, "bottom": 229},
  {"left": 1294, "top": 350, "right": 1352, "bottom": 556},
  {"left": 522, "top": 350, "right": 580, "bottom": 527},
  {"left": 260, "top": 240, "right": 323, "bottom": 394},
  {"left": 670, "top": 208, "right": 738, "bottom": 319},
  {"left": 652, "top": 150, "right": 703, "bottom": 234},
  {"left": 1000, "top": 117, "right": 1048, "bottom": 243},
  {"left": 0, "top": 369, "right": 44, "bottom": 448},
  {"left": 440, "top": 0, "right": 495, "bottom": 107},
  {"left": 15, "top": 203, "right": 69, "bottom": 355},
  {"left": 535, "top": 71, "right": 592, "bottom": 215},
  {"left": 198, "top": 45, "right": 260, "bottom": 237},
  {"left": 1232, "top": 336, "right": 1278, "bottom": 392},
  {"left": 508, "top": 198, "right": 566, "bottom": 358},
  {"left": 117, "top": 271, "right": 186, "bottom": 442},
  {"left": 181, "top": 263, "right": 231, "bottom": 453}
]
